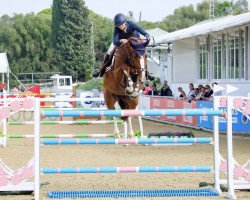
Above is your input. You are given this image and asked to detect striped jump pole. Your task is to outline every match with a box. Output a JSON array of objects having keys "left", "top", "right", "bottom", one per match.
[
  {"left": 42, "top": 137, "right": 213, "bottom": 145},
  {"left": 42, "top": 109, "right": 225, "bottom": 118},
  {"left": 42, "top": 166, "right": 212, "bottom": 174},
  {"left": 42, "top": 97, "right": 104, "bottom": 102},
  {"left": 4, "top": 133, "right": 119, "bottom": 139},
  {"left": 42, "top": 107, "right": 108, "bottom": 110},
  {"left": 8, "top": 120, "right": 123, "bottom": 125}
]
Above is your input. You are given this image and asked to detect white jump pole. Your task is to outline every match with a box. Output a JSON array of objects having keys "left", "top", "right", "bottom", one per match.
[
  {"left": 226, "top": 96, "right": 236, "bottom": 199},
  {"left": 2, "top": 90, "right": 7, "bottom": 147},
  {"left": 213, "top": 96, "right": 221, "bottom": 193},
  {"left": 34, "top": 98, "right": 41, "bottom": 200}
]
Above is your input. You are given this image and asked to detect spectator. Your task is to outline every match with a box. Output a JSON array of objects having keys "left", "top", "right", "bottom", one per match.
[
  {"left": 178, "top": 87, "right": 187, "bottom": 99},
  {"left": 139, "top": 86, "right": 145, "bottom": 95},
  {"left": 187, "top": 83, "right": 196, "bottom": 101},
  {"left": 195, "top": 86, "right": 205, "bottom": 101},
  {"left": 212, "top": 82, "right": 222, "bottom": 96},
  {"left": 198, "top": 84, "right": 203, "bottom": 90},
  {"left": 148, "top": 83, "right": 158, "bottom": 96},
  {"left": 203, "top": 85, "right": 213, "bottom": 100},
  {"left": 160, "top": 80, "right": 173, "bottom": 97},
  {"left": 144, "top": 83, "right": 152, "bottom": 95}
]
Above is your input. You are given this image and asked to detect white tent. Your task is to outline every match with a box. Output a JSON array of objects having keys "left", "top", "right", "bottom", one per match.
[{"left": 155, "top": 12, "right": 250, "bottom": 44}]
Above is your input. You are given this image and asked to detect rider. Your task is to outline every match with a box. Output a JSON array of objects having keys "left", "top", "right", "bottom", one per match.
[{"left": 92, "top": 13, "right": 155, "bottom": 80}]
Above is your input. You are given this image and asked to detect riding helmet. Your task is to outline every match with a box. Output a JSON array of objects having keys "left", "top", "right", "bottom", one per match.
[{"left": 114, "top": 13, "right": 127, "bottom": 27}]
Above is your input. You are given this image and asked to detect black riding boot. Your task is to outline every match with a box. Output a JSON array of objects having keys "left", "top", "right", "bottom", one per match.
[{"left": 92, "top": 55, "right": 110, "bottom": 78}]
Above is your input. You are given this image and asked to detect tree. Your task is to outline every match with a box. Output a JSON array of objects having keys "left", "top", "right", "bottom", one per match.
[
  {"left": 160, "top": 0, "right": 249, "bottom": 32},
  {"left": 51, "top": 0, "right": 63, "bottom": 47},
  {"left": 161, "top": 5, "right": 197, "bottom": 32},
  {"left": 233, "top": 0, "right": 249, "bottom": 14},
  {"left": 0, "top": 13, "right": 57, "bottom": 87},
  {"left": 137, "top": 21, "right": 157, "bottom": 30},
  {"left": 88, "top": 11, "right": 113, "bottom": 63},
  {"left": 51, "top": 0, "right": 93, "bottom": 82}
]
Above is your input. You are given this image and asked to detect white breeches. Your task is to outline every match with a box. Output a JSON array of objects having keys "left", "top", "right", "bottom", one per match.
[{"left": 107, "top": 43, "right": 116, "bottom": 55}]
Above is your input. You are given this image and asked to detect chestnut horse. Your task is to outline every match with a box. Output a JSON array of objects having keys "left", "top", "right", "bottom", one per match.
[{"left": 103, "top": 37, "right": 149, "bottom": 138}]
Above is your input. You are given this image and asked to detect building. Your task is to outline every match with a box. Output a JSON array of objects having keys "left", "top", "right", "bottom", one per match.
[
  {"left": 143, "top": 28, "right": 169, "bottom": 81},
  {"left": 150, "top": 12, "right": 250, "bottom": 97}
]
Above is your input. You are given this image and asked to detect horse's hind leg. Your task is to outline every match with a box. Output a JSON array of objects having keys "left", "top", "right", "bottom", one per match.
[
  {"left": 104, "top": 90, "right": 120, "bottom": 138},
  {"left": 113, "top": 116, "right": 121, "bottom": 138}
]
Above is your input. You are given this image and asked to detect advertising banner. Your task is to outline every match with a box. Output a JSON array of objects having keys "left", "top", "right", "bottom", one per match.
[
  {"left": 139, "top": 96, "right": 250, "bottom": 134},
  {"left": 165, "top": 98, "right": 179, "bottom": 122},
  {"left": 197, "top": 101, "right": 250, "bottom": 133},
  {"left": 178, "top": 100, "right": 197, "bottom": 126},
  {"left": 150, "top": 96, "right": 167, "bottom": 121}
]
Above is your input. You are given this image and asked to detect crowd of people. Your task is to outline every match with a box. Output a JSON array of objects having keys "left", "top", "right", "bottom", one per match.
[{"left": 142, "top": 81, "right": 221, "bottom": 102}]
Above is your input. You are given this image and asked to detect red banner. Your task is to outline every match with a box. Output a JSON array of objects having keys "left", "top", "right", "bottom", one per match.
[
  {"left": 148, "top": 96, "right": 197, "bottom": 126},
  {"left": 150, "top": 97, "right": 167, "bottom": 121},
  {"left": 177, "top": 100, "right": 197, "bottom": 126},
  {"left": 165, "top": 98, "right": 179, "bottom": 122}
]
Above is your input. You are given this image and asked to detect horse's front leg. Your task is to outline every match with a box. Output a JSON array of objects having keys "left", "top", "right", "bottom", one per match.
[
  {"left": 113, "top": 116, "right": 120, "bottom": 138},
  {"left": 123, "top": 70, "right": 134, "bottom": 95},
  {"left": 127, "top": 116, "right": 134, "bottom": 138}
]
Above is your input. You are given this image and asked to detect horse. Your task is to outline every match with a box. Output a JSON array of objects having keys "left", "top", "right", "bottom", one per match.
[{"left": 103, "top": 37, "right": 149, "bottom": 138}]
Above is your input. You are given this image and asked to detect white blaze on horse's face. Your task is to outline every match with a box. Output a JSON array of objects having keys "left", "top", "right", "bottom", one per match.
[{"left": 139, "top": 56, "right": 146, "bottom": 83}]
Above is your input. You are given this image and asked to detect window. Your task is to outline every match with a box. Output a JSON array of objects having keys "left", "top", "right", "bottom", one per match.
[
  {"left": 65, "top": 78, "right": 71, "bottom": 86},
  {"left": 212, "top": 35, "right": 222, "bottom": 79},
  {"left": 59, "top": 78, "right": 64, "bottom": 86},
  {"left": 197, "top": 26, "right": 247, "bottom": 81},
  {"left": 199, "top": 37, "right": 208, "bottom": 79},
  {"left": 227, "top": 29, "right": 245, "bottom": 79}
]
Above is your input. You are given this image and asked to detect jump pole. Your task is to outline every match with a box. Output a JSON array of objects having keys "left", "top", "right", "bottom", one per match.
[
  {"left": 226, "top": 97, "right": 236, "bottom": 199},
  {"left": 42, "top": 137, "right": 213, "bottom": 145},
  {"left": 213, "top": 96, "right": 221, "bottom": 193},
  {"left": 5, "top": 133, "right": 119, "bottom": 138},
  {"left": 33, "top": 97, "right": 227, "bottom": 200},
  {"left": 8, "top": 120, "right": 123, "bottom": 125},
  {"left": 34, "top": 98, "right": 40, "bottom": 200},
  {"left": 42, "top": 166, "right": 212, "bottom": 174},
  {"left": 2, "top": 90, "right": 7, "bottom": 147},
  {"left": 42, "top": 109, "right": 225, "bottom": 117}
]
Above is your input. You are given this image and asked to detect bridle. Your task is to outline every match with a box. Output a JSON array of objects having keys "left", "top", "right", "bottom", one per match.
[
  {"left": 123, "top": 40, "right": 147, "bottom": 78},
  {"left": 111, "top": 39, "right": 148, "bottom": 98}
]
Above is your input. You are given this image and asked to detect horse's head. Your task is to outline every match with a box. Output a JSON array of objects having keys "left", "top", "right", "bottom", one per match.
[
  {"left": 127, "top": 37, "right": 149, "bottom": 83},
  {"left": 111, "top": 37, "right": 149, "bottom": 99}
]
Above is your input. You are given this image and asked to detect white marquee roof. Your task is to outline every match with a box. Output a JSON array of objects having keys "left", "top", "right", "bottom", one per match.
[{"left": 154, "top": 12, "right": 250, "bottom": 44}]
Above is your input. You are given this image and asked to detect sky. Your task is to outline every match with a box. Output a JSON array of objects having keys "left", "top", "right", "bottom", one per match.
[{"left": 2, "top": 0, "right": 249, "bottom": 22}]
